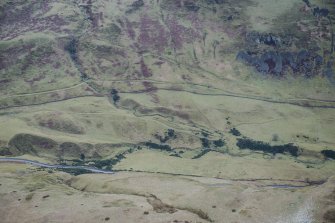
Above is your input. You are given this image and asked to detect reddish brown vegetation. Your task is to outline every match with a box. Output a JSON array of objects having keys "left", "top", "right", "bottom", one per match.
[
  {"left": 142, "top": 81, "right": 157, "bottom": 92},
  {"left": 125, "top": 18, "right": 136, "bottom": 40},
  {"left": 137, "top": 15, "right": 169, "bottom": 53},
  {"left": 1, "top": 1, "right": 68, "bottom": 40},
  {"left": 140, "top": 57, "right": 153, "bottom": 77}
]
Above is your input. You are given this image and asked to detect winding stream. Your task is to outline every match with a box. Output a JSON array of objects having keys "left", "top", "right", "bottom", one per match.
[{"left": 0, "top": 157, "right": 114, "bottom": 174}]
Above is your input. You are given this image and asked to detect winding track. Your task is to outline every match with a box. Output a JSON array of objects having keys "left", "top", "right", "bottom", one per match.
[{"left": 0, "top": 157, "right": 326, "bottom": 189}]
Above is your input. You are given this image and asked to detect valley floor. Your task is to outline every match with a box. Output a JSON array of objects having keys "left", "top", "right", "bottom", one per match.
[{"left": 1, "top": 162, "right": 334, "bottom": 223}]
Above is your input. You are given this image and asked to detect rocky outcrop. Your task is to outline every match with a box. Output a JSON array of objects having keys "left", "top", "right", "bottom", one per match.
[
  {"left": 205, "top": 0, "right": 226, "bottom": 4},
  {"left": 313, "top": 7, "right": 330, "bottom": 17},
  {"left": 239, "top": 32, "right": 320, "bottom": 76},
  {"left": 184, "top": 1, "right": 200, "bottom": 12},
  {"left": 126, "top": 0, "right": 144, "bottom": 14},
  {"left": 324, "top": 59, "right": 335, "bottom": 83},
  {"left": 246, "top": 32, "right": 291, "bottom": 47},
  {"left": 236, "top": 50, "right": 323, "bottom": 76}
]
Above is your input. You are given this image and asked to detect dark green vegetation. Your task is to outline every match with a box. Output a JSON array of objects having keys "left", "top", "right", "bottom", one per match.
[
  {"left": 144, "top": 142, "right": 172, "bottom": 152},
  {"left": 8, "top": 134, "right": 58, "bottom": 156},
  {"left": 0, "top": 147, "right": 12, "bottom": 156},
  {"left": 110, "top": 88, "right": 120, "bottom": 104},
  {"left": 154, "top": 129, "right": 177, "bottom": 143},
  {"left": 192, "top": 138, "right": 224, "bottom": 159},
  {"left": 236, "top": 138, "right": 301, "bottom": 157},
  {"left": 321, "top": 149, "right": 335, "bottom": 159},
  {"left": 200, "top": 137, "right": 225, "bottom": 148},
  {"left": 200, "top": 138, "right": 210, "bottom": 148},
  {"left": 229, "top": 128, "right": 241, "bottom": 136},
  {"left": 64, "top": 37, "right": 88, "bottom": 80},
  {"left": 5, "top": 133, "right": 138, "bottom": 161},
  {"left": 213, "top": 139, "right": 225, "bottom": 147},
  {"left": 90, "top": 153, "right": 125, "bottom": 170},
  {"left": 69, "top": 148, "right": 136, "bottom": 171},
  {"left": 64, "top": 38, "right": 78, "bottom": 63}
]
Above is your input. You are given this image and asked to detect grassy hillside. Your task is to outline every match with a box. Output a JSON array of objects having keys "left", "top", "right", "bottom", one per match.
[
  {"left": 0, "top": 0, "right": 335, "bottom": 222},
  {"left": 0, "top": 0, "right": 334, "bottom": 177}
]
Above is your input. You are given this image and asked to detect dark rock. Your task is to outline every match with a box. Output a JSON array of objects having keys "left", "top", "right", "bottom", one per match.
[
  {"left": 131, "top": 0, "right": 144, "bottom": 8},
  {"left": 239, "top": 51, "right": 283, "bottom": 74},
  {"left": 326, "top": 70, "right": 335, "bottom": 82},
  {"left": 324, "top": 60, "right": 335, "bottom": 83},
  {"left": 237, "top": 51, "right": 274, "bottom": 74},
  {"left": 236, "top": 51, "right": 253, "bottom": 64},
  {"left": 260, "top": 51, "right": 283, "bottom": 74},
  {"left": 302, "top": 0, "right": 311, "bottom": 7},
  {"left": 314, "top": 55, "right": 323, "bottom": 67},
  {"left": 246, "top": 32, "right": 282, "bottom": 47},
  {"left": 184, "top": 1, "right": 200, "bottom": 12},
  {"left": 126, "top": 0, "right": 144, "bottom": 13},
  {"left": 205, "top": 0, "right": 225, "bottom": 4},
  {"left": 215, "top": 0, "right": 225, "bottom": 4},
  {"left": 237, "top": 49, "right": 323, "bottom": 76},
  {"left": 255, "top": 58, "right": 269, "bottom": 73},
  {"left": 296, "top": 50, "right": 310, "bottom": 65},
  {"left": 205, "top": 0, "right": 217, "bottom": 4},
  {"left": 313, "top": 7, "right": 329, "bottom": 17},
  {"left": 296, "top": 50, "right": 315, "bottom": 76},
  {"left": 281, "top": 52, "right": 297, "bottom": 71}
]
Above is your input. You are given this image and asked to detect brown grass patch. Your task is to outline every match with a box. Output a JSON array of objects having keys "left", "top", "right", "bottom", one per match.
[{"left": 146, "top": 194, "right": 177, "bottom": 214}]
